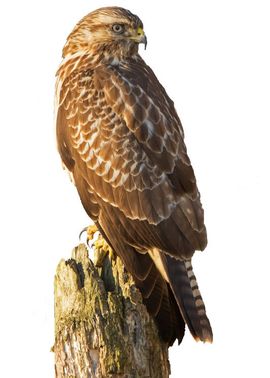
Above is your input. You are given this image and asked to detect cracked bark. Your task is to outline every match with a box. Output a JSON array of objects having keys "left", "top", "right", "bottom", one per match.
[{"left": 53, "top": 242, "right": 170, "bottom": 378}]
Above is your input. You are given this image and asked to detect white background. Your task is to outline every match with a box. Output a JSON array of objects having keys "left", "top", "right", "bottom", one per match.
[{"left": 1, "top": 1, "right": 269, "bottom": 377}]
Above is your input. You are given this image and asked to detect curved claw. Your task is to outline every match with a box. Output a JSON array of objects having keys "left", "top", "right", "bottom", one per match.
[
  {"left": 79, "top": 224, "right": 99, "bottom": 247},
  {"left": 79, "top": 227, "right": 88, "bottom": 241}
]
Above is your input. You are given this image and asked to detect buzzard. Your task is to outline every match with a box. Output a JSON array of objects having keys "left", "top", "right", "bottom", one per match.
[{"left": 56, "top": 6, "right": 213, "bottom": 345}]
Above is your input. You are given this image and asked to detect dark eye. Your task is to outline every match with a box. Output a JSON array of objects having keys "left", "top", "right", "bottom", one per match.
[{"left": 112, "top": 24, "right": 124, "bottom": 34}]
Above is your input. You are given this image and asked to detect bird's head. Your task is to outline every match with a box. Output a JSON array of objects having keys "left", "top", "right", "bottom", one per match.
[{"left": 63, "top": 7, "right": 147, "bottom": 59}]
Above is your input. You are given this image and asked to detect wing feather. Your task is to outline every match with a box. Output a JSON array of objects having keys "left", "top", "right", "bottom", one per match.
[{"left": 56, "top": 56, "right": 206, "bottom": 258}]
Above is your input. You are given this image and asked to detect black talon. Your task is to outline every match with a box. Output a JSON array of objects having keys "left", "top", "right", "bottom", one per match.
[{"left": 79, "top": 227, "right": 88, "bottom": 241}]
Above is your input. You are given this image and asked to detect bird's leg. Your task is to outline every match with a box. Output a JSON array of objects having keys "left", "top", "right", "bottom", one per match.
[
  {"left": 85, "top": 224, "right": 115, "bottom": 266},
  {"left": 93, "top": 234, "right": 115, "bottom": 267}
]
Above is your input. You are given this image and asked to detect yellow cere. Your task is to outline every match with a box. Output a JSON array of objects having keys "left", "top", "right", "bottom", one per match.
[{"left": 137, "top": 27, "right": 144, "bottom": 36}]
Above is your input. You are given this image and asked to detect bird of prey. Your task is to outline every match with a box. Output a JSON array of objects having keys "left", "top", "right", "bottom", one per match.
[{"left": 55, "top": 6, "right": 213, "bottom": 345}]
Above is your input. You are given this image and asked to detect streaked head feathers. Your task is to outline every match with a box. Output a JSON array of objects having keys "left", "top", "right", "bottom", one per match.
[{"left": 63, "top": 7, "right": 145, "bottom": 57}]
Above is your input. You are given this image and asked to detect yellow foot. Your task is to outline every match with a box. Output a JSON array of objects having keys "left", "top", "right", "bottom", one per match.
[
  {"left": 93, "top": 235, "right": 114, "bottom": 267},
  {"left": 82, "top": 224, "right": 115, "bottom": 266},
  {"left": 93, "top": 236, "right": 110, "bottom": 252},
  {"left": 86, "top": 224, "right": 98, "bottom": 241}
]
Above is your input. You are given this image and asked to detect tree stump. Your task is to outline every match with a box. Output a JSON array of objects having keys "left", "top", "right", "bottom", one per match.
[{"left": 53, "top": 242, "right": 170, "bottom": 377}]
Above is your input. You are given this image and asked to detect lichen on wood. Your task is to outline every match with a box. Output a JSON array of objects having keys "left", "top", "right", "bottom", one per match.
[{"left": 54, "top": 242, "right": 170, "bottom": 377}]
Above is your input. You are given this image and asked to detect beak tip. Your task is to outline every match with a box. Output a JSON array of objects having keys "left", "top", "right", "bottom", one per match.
[{"left": 142, "top": 35, "right": 147, "bottom": 50}]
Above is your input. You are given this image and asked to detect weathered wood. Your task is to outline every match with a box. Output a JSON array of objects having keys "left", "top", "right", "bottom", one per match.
[{"left": 54, "top": 242, "right": 170, "bottom": 377}]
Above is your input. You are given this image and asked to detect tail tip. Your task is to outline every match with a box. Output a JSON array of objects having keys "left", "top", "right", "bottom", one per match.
[{"left": 194, "top": 328, "right": 213, "bottom": 343}]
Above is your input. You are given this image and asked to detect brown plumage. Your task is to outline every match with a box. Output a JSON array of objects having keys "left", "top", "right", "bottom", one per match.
[{"left": 56, "top": 6, "right": 213, "bottom": 345}]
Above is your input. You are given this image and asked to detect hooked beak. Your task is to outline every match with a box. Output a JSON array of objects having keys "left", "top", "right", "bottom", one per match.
[
  {"left": 140, "top": 34, "right": 147, "bottom": 50},
  {"left": 132, "top": 27, "right": 147, "bottom": 50}
]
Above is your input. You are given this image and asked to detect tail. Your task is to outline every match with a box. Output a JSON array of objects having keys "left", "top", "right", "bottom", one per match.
[{"left": 165, "top": 255, "right": 213, "bottom": 343}]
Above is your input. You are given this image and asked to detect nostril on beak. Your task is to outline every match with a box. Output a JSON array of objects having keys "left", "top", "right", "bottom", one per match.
[{"left": 137, "top": 27, "right": 144, "bottom": 36}]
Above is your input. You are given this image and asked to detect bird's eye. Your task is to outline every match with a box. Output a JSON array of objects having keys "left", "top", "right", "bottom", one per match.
[{"left": 112, "top": 24, "right": 124, "bottom": 34}]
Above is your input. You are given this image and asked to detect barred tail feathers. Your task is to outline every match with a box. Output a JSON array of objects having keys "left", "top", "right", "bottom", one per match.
[{"left": 165, "top": 255, "right": 213, "bottom": 343}]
